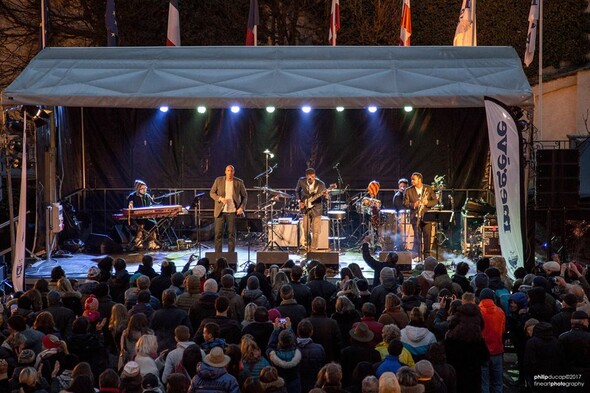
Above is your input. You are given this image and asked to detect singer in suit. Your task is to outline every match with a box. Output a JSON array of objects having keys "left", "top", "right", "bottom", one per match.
[
  {"left": 295, "top": 168, "right": 327, "bottom": 251},
  {"left": 210, "top": 165, "right": 248, "bottom": 252},
  {"left": 403, "top": 172, "right": 437, "bottom": 258}
]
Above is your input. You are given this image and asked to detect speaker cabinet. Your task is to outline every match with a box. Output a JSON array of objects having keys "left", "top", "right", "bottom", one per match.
[
  {"left": 205, "top": 252, "right": 238, "bottom": 271},
  {"left": 379, "top": 250, "right": 413, "bottom": 271},
  {"left": 85, "top": 233, "right": 122, "bottom": 254},
  {"left": 306, "top": 251, "right": 339, "bottom": 269},
  {"left": 256, "top": 251, "right": 290, "bottom": 266},
  {"left": 481, "top": 226, "right": 502, "bottom": 257},
  {"left": 537, "top": 149, "right": 579, "bottom": 207},
  {"left": 267, "top": 223, "right": 298, "bottom": 247},
  {"left": 299, "top": 217, "right": 330, "bottom": 250}
]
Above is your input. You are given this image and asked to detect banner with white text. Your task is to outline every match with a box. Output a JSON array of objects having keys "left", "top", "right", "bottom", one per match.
[{"left": 484, "top": 97, "right": 525, "bottom": 278}]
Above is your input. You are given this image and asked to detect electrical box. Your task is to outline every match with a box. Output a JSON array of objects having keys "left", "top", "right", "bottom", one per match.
[{"left": 51, "top": 202, "right": 64, "bottom": 233}]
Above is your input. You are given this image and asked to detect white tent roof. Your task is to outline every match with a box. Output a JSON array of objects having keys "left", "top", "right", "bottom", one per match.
[{"left": 2, "top": 45, "right": 533, "bottom": 109}]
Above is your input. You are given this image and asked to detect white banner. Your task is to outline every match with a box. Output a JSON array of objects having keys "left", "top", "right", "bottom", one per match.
[
  {"left": 524, "top": 0, "right": 539, "bottom": 67},
  {"left": 453, "top": 0, "right": 477, "bottom": 46},
  {"left": 484, "top": 98, "right": 525, "bottom": 278},
  {"left": 12, "top": 112, "right": 27, "bottom": 292},
  {"left": 484, "top": 97, "right": 526, "bottom": 277}
]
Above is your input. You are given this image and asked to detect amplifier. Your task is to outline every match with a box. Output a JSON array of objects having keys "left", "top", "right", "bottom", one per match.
[
  {"left": 481, "top": 226, "right": 502, "bottom": 257},
  {"left": 268, "top": 222, "right": 299, "bottom": 247}
]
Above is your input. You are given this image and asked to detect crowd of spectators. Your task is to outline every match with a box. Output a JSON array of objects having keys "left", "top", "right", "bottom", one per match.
[{"left": 0, "top": 249, "right": 589, "bottom": 393}]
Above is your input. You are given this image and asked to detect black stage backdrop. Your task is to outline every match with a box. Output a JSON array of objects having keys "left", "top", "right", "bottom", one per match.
[{"left": 58, "top": 107, "right": 488, "bottom": 196}]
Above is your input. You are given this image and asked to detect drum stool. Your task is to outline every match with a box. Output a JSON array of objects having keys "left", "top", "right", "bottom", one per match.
[{"left": 327, "top": 210, "right": 346, "bottom": 252}]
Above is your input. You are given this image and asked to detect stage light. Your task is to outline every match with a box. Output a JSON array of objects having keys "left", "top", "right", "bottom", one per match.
[
  {"left": 301, "top": 106, "right": 311, "bottom": 113},
  {"left": 404, "top": 105, "right": 413, "bottom": 112},
  {"left": 197, "top": 106, "right": 206, "bottom": 114},
  {"left": 230, "top": 106, "right": 240, "bottom": 113},
  {"left": 336, "top": 106, "right": 344, "bottom": 112},
  {"left": 266, "top": 106, "right": 276, "bottom": 113},
  {"left": 159, "top": 106, "right": 169, "bottom": 113},
  {"left": 368, "top": 106, "right": 377, "bottom": 113}
]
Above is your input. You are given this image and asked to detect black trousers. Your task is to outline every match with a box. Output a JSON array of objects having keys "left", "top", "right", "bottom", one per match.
[
  {"left": 412, "top": 219, "right": 433, "bottom": 258},
  {"left": 214, "top": 212, "right": 236, "bottom": 252}
]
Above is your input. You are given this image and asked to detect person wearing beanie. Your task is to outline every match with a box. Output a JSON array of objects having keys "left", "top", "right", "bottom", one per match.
[
  {"left": 142, "top": 373, "right": 163, "bottom": 393},
  {"left": 558, "top": 310, "right": 590, "bottom": 385},
  {"left": 79, "top": 266, "right": 101, "bottom": 299},
  {"left": 376, "top": 340, "right": 405, "bottom": 378},
  {"left": 523, "top": 322, "right": 563, "bottom": 389},
  {"left": 551, "top": 293, "right": 579, "bottom": 335},
  {"left": 478, "top": 287, "right": 505, "bottom": 393},
  {"left": 361, "top": 242, "right": 403, "bottom": 288},
  {"left": 416, "top": 257, "right": 437, "bottom": 298},
  {"left": 83, "top": 294, "right": 100, "bottom": 323},
  {"left": 120, "top": 361, "right": 143, "bottom": 393},
  {"left": 370, "top": 267, "right": 401, "bottom": 315},
  {"left": 414, "top": 359, "right": 445, "bottom": 393},
  {"left": 526, "top": 287, "right": 555, "bottom": 322}
]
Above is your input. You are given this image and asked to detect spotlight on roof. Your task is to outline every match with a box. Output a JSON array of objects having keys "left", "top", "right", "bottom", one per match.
[
  {"left": 230, "top": 106, "right": 240, "bottom": 113},
  {"left": 336, "top": 106, "right": 345, "bottom": 112},
  {"left": 404, "top": 105, "right": 413, "bottom": 112},
  {"left": 368, "top": 106, "right": 377, "bottom": 113},
  {"left": 266, "top": 106, "right": 276, "bottom": 113},
  {"left": 197, "top": 106, "right": 206, "bottom": 114},
  {"left": 301, "top": 106, "right": 311, "bottom": 113},
  {"left": 159, "top": 106, "right": 169, "bottom": 113}
]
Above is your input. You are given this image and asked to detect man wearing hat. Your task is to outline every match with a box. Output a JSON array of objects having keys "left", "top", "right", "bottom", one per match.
[
  {"left": 340, "top": 322, "right": 382, "bottom": 386},
  {"left": 188, "top": 347, "right": 239, "bottom": 393},
  {"left": 558, "top": 310, "right": 590, "bottom": 386}
]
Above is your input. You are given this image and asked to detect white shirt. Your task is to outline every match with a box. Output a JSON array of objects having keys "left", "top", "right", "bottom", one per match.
[{"left": 224, "top": 180, "right": 236, "bottom": 213}]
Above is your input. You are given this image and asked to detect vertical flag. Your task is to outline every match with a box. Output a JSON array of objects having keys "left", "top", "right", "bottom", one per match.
[
  {"left": 484, "top": 97, "right": 526, "bottom": 278},
  {"left": 453, "top": 0, "right": 477, "bottom": 46},
  {"left": 105, "top": 0, "right": 119, "bottom": 47},
  {"left": 399, "top": 0, "right": 412, "bottom": 46},
  {"left": 246, "top": 0, "right": 259, "bottom": 46},
  {"left": 12, "top": 112, "right": 27, "bottom": 293},
  {"left": 524, "top": 0, "right": 539, "bottom": 67},
  {"left": 329, "top": 0, "right": 340, "bottom": 46},
  {"left": 166, "top": 0, "right": 180, "bottom": 46}
]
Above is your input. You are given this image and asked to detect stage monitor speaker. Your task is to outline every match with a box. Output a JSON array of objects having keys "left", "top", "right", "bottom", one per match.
[
  {"left": 536, "top": 149, "right": 579, "bottom": 208},
  {"left": 379, "top": 250, "right": 413, "bottom": 271},
  {"left": 268, "top": 223, "right": 298, "bottom": 247},
  {"left": 205, "top": 252, "right": 238, "bottom": 270},
  {"left": 256, "top": 251, "right": 290, "bottom": 266},
  {"left": 85, "top": 233, "right": 122, "bottom": 254},
  {"left": 306, "top": 251, "right": 339, "bottom": 269}
]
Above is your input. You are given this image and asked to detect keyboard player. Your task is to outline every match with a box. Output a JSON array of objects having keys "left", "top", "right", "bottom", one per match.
[{"left": 127, "top": 179, "right": 159, "bottom": 250}]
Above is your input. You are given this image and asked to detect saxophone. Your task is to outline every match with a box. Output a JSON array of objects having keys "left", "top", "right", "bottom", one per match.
[{"left": 417, "top": 189, "right": 429, "bottom": 221}]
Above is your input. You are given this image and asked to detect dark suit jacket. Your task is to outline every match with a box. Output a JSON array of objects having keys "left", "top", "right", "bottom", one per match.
[
  {"left": 402, "top": 184, "right": 437, "bottom": 223},
  {"left": 295, "top": 177, "right": 326, "bottom": 217},
  {"left": 209, "top": 176, "right": 247, "bottom": 218}
]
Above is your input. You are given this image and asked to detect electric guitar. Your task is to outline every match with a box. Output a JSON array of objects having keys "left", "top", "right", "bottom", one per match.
[{"left": 300, "top": 183, "right": 337, "bottom": 214}]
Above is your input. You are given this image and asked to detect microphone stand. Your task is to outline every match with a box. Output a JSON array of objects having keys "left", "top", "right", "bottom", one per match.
[{"left": 193, "top": 194, "right": 209, "bottom": 259}]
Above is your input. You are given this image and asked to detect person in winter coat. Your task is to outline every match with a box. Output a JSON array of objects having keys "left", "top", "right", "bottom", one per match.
[
  {"left": 258, "top": 366, "right": 288, "bottom": 393},
  {"left": 376, "top": 324, "right": 415, "bottom": 367},
  {"left": 239, "top": 334, "right": 270, "bottom": 383},
  {"left": 308, "top": 297, "right": 342, "bottom": 363},
  {"left": 378, "top": 293, "right": 409, "bottom": 329},
  {"left": 188, "top": 346, "right": 239, "bottom": 393},
  {"left": 451, "top": 262, "right": 472, "bottom": 294},
  {"left": 361, "top": 242, "right": 403, "bottom": 288},
  {"left": 176, "top": 275, "right": 200, "bottom": 314},
  {"left": 425, "top": 342, "right": 456, "bottom": 393},
  {"left": 523, "top": 322, "right": 563, "bottom": 391},
  {"left": 161, "top": 326, "right": 196, "bottom": 384},
  {"left": 400, "top": 308, "right": 436, "bottom": 362},
  {"left": 150, "top": 289, "right": 192, "bottom": 353},
  {"left": 558, "top": 310, "right": 590, "bottom": 387},
  {"left": 376, "top": 340, "right": 405, "bottom": 378},
  {"left": 241, "top": 276, "right": 271, "bottom": 309},
  {"left": 370, "top": 268, "right": 401, "bottom": 316},
  {"left": 331, "top": 296, "right": 361, "bottom": 347},
  {"left": 241, "top": 306, "right": 274, "bottom": 355},
  {"left": 445, "top": 304, "right": 489, "bottom": 393},
  {"left": 478, "top": 288, "right": 505, "bottom": 393},
  {"left": 267, "top": 325, "right": 302, "bottom": 393},
  {"left": 296, "top": 319, "right": 326, "bottom": 393},
  {"left": 551, "top": 293, "right": 578, "bottom": 336},
  {"left": 340, "top": 323, "right": 382, "bottom": 387}
]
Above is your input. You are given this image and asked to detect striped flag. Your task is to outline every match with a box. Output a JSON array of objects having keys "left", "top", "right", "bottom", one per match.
[
  {"left": 246, "top": 0, "right": 259, "bottom": 46},
  {"left": 105, "top": 0, "right": 119, "bottom": 47},
  {"left": 12, "top": 112, "right": 27, "bottom": 293},
  {"left": 524, "top": 0, "right": 539, "bottom": 67},
  {"left": 453, "top": 0, "right": 477, "bottom": 46},
  {"left": 399, "top": 0, "right": 412, "bottom": 46},
  {"left": 166, "top": 0, "right": 180, "bottom": 46},
  {"left": 329, "top": 0, "right": 340, "bottom": 46}
]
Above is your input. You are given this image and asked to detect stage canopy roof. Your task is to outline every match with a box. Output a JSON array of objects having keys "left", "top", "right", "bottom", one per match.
[{"left": 2, "top": 45, "right": 533, "bottom": 110}]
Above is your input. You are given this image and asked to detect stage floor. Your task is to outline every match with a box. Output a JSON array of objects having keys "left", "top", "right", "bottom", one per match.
[{"left": 24, "top": 239, "right": 472, "bottom": 286}]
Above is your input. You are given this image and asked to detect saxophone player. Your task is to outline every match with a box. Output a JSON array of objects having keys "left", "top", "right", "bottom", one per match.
[{"left": 403, "top": 172, "right": 437, "bottom": 259}]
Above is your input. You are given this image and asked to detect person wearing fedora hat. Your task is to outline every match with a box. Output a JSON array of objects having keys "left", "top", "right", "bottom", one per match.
[
  {"left": 340, "top": 322, "right": 382, "bottom": 386},
  {"left": 188, "top": 347, "right": 239, "bottom": 393}
]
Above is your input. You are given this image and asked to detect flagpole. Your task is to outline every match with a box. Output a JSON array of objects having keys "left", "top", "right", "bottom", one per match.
[
  {"left": 41, "top": 0, "right": 46, "bottom": 49},
  {"left": 538, "top": 0, "right": 543, "bottom": 138},
  {"left": 472, "top": 0, "right": 477, "bottom": 46}
]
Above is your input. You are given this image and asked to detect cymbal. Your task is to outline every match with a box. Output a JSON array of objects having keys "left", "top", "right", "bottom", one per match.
[
  {"left": 254, "top": 186, "right": 291, "bottom": 198},
  {"left": 154, "top": 190, "right": 183, "bottom": 199},
  {"left": 330, "top": 189, "right": 346, "bottom": 195}
]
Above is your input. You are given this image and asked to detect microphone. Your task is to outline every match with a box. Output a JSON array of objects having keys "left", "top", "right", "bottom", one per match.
[{"left": 333, "top": 162, "right": 340, "bottom": 169}]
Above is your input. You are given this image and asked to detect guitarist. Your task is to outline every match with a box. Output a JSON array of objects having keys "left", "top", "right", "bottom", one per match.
[
  {"left": 403, "top": 172, "right": 437, "bottom": 259},
  {"left": 295, "top": 168, "right": 328, "bottom": 251}
]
